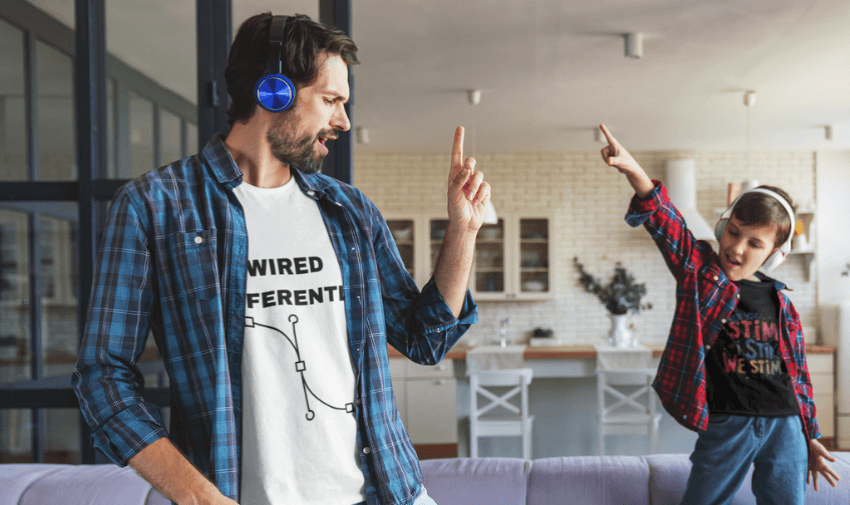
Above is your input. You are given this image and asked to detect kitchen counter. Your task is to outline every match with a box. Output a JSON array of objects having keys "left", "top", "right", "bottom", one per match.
[{"left": 387, "top": 343, "right": 835, "bottom": 360}]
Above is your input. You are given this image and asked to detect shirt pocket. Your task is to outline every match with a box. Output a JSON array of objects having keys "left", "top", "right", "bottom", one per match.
[{"left": 168, "top": 230, "right": 218, "bottom": 300}]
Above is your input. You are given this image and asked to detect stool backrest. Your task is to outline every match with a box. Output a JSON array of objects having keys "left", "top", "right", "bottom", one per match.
[{"left": 469, "top": 368, "right": 533, "bottom": 418}]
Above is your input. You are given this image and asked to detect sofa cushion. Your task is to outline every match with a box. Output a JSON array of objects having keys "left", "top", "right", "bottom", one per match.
[
  {"left": 646, "top": 452, "right": 850, "bottom": 505},
  {"left": 0, "top": 464, "right": 169, "bottom": 505},
  {"left": 527, "top": 456, "right": 651, "bottom": 505},
  {"left": 420, "top": 457, "right": 530, "bottom": 505}
]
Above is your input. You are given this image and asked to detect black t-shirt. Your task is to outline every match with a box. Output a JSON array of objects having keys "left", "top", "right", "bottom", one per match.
[{"left": 705, "top": 277, "right": 799, "bottom": 416}]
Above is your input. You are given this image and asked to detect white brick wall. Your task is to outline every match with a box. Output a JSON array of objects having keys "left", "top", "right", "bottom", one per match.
[{"left": 354, "top": 150, "right": 818, "bottom": 347}]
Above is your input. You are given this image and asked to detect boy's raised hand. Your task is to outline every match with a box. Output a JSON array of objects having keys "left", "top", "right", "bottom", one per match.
[
  {"left": 599, "top": 124, "right": 640, "bottom": 175},
  {"left": 599, "top": 123, "right": 654, "bottom": 199},
  {"left": 808, "top": 438, "right": 841, "bottom": 491}
]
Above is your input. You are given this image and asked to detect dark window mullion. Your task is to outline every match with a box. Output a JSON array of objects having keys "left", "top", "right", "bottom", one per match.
[
  {"left": 27, "top": 213, "right": 44, "bottom": 463},
  {"left": 23, "top": 29, "right": 37, "bottom": 182}
]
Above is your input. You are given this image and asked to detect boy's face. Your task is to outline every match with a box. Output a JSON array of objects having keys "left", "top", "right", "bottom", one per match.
[{"left": 717, "top": 215, "right": 781, "bottom": 281}]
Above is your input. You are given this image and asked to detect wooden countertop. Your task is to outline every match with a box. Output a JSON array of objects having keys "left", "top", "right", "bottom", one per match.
[{"left": 387, "top": 343, "right": 835, "bottom": 360}]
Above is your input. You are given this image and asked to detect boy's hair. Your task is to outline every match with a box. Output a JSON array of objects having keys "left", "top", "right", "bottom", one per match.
[
  {"left": 731, "top": 185, "right": 795, "bottom": 247},
  {"left": 224, "top": 13, "right": 359, "bottom": 127}
]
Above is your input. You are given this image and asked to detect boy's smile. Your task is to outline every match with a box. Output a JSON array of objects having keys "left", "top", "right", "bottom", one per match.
[{"left": 717, "top": 216, "right": 781, "bottom": 281}]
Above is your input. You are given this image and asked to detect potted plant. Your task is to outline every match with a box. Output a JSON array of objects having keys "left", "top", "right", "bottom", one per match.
[{"left": 574, "top": 257, "right": 652, "bottom": 346}]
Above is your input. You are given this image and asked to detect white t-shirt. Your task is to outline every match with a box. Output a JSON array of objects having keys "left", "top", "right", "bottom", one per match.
[{"left": 234, "top": 177, "right": 365, "bottom": 505}]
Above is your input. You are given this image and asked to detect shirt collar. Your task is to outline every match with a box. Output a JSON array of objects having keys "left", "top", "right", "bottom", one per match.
[
  {"left": 200, "top": 134, "right": 337, "bottom": 200},
  {"left": 200, "top": 133, "right": 243, "bottom": 186}
]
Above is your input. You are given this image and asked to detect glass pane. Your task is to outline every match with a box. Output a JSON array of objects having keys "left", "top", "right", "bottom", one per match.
[
  {"left": 0, "top": 409, "right": 33, "bottom": 463},
  {"left": 0, "top": 19, "right": 27, "bottom": 181},
  {"left": 159, "top": 108, "right": 182, "bottom": 166},
  {"left": 387, "top": 219, "right": 415, "bottom": 278},
  {"left": 36, "top": 40, "right": 75, "bottom": 181},
  {"left": 129, "top": 91, "right": 154, "bottom": 178},
  {"left": 24, "top": 1, "right": 75, "bottom": 29},
  {"left": 475, "top": 219, "right": 505, "bottom": 293},
  {"left": 186, "top": 122, "right": 198, "bottom": 156},
  {"left": 0, "top": 209, "right": 31, "bottom": 382},
  {"left": 519, "top": 219, "right": 550, "bottom": 294},
  {"left": 44, "top": 408, "right": 79, "bottom": 464},
  {"left": 429, "top": 219, "right": 448, "bottom": 275},
  {"left": 41, "top": 217, "right": 78, "bottom": 367}
]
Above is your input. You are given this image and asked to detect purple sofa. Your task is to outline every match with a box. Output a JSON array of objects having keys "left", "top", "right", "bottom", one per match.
[{"left": 3, "top": 454, "right": 850, "bottom": 504}]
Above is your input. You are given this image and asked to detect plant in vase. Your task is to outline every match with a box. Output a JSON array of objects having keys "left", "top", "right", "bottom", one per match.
[{"left": 573, "top": 257, "right": 652, "bottom": 347}]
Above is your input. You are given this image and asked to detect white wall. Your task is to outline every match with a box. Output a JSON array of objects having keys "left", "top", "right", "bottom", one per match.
[{"left": 816, "top": 150, "right": 850, "bottom": 304}]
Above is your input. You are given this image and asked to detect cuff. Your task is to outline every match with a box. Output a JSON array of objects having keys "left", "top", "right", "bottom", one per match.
[
  {"left": 625, "top": 180, "right": 667, "bottom": 227},
  {"left": 91, "top": 403, "right": 168, "bottom": 466},
  {"left": 414, "top": 277, "right": 478, "bottom": 334}
]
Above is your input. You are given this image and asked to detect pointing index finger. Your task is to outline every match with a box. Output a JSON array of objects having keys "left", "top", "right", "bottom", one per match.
[
  {"left": 452, "top": 126, "right": 464, "bottom": 170},
  {"left": 599, "top": 124, "right": 618, "bottom": 146}
]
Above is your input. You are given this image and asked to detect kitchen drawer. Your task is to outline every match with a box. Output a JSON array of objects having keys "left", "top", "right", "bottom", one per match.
[
  {"left": 815, "top": 395, "right": 835, "bottom": 438},
  {"left": 405, "top": 378, "right": 458, "bottom": 444},
  {"left": 406, "top": 359, "right": 454, "bottom": 379},
  {"left": 806, "top": 353, "right": 834, "bottom": 374},
  {"left": 810, "top": 373, "right": 834, "bottom": 398}
]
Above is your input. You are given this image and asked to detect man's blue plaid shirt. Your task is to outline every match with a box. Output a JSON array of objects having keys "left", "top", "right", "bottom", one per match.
[{"left": 73, "top": 135, "right": 477, "bottom": 504}]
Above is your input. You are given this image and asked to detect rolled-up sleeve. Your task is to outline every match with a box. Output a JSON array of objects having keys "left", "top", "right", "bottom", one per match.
[
  {"left": 72, "top": 191, "right": 167, "bottom": 466},
  {"left": 371, "top": 207, "right": 477, "bottom": 365}
]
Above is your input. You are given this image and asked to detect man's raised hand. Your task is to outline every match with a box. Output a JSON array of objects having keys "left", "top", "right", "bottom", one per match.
[{"left": 448, "top": 126, "right": 490, "bottom": 233}]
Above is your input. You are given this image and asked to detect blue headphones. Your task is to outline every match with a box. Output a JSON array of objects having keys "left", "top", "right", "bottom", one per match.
[
  {"left": 714, "top": 187, "right": 795, "bottom": 274},
  {"left": 254, "top": 16, "right": 296, "bottom": 113}
]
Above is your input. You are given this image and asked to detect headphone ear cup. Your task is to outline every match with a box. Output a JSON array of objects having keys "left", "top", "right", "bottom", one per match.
[
  {"left": 255, "top": 73, "right": 296, "bottom": 112},
  {"left": 714, "top": 219, "right": 728, "bottom": 241},
  {"left": 759, "top": 250, "right": 785, "bottom": 274}
]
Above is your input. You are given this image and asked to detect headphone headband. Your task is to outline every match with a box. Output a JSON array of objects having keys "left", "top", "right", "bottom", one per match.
[
  {"left": 721, "top": 187, "right": 795, "bottom": 249},
  {"left": 267, "top": 16, "right": 288, "bottom": 75}
]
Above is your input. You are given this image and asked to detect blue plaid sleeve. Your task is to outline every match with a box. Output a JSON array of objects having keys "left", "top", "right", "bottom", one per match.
[
  {"left": 371, "top": 205, "right": 477, "bottom": 365},
  {"left": 72, "top": 191, "right": 168, "bottom": 466}
]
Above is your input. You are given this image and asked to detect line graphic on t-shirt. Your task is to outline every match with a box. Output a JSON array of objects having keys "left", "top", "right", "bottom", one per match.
[{"left": 245, "top": 314, "right": 355, "bottom": 421}]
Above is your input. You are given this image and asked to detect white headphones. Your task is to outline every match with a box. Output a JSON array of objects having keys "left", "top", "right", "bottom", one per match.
[{"left": 714, "top": 188, "right": 795, "bottom": 274}]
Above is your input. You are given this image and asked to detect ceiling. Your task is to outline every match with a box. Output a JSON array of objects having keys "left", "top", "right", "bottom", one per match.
[{"left": 24, "top": 0, "right": 850, "bottom": 152}]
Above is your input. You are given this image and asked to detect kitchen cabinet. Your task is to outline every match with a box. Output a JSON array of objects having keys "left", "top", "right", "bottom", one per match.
[
  {"left": 808, "top": 353, "right": 835, "bottom": 440},
  {"left": 389, "top": 357, "right": 458, "bottom": 454},
  {"left": 386, "top": 214, "right": 554, "bottom": 301},
  {"left": 788, "top": 207, "right": 815, "bottom": 281}
]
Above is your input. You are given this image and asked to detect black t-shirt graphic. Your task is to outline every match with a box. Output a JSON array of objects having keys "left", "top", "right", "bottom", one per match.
[{"left": 705, "top": 278, "right": 799, "bottom": 417}]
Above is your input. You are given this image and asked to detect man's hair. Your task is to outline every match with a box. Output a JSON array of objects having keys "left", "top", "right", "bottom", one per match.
[
  {"left": 224, "top": 13, "right": 359, "bottom": 127},
  {"left": 731, "top": 185, "right": 795, "bottom": 247}
]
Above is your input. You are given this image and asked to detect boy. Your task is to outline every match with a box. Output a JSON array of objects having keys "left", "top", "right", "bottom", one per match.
[{"left": 598, "top": 124, "right": 839, "bottom": 504}]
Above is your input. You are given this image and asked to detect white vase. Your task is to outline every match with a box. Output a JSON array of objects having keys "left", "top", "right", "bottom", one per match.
[{"left": 608, "top": 313, "right": 632, "bottom": 347}]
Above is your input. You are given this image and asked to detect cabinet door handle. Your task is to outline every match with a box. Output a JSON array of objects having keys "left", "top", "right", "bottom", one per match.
[
  {"left": 437, "top": 365, "right": 446, "bottom": 371},
  {"left": 437, "top": 379, "right": 446, "bottom": 385}
]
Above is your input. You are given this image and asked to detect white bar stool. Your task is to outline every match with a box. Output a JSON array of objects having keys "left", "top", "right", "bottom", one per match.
[
  {"left": 594, "top": 344, "right": 661, "bottom": 455},
  {"left": 468, "top": 368, "right": 535, "bottom": 459}
]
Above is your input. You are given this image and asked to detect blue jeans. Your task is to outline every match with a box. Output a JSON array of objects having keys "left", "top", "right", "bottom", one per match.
[
  {"left": 680, "top": 414, "right": 807, "bottom": 505},
  {"left": 353, "top": 486, "right": 437, "bottom": 505}
]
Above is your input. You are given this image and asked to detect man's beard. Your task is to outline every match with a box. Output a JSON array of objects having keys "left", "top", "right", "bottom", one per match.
[{"left": 267, "top": 109, "right": 337, "bottom": 174}]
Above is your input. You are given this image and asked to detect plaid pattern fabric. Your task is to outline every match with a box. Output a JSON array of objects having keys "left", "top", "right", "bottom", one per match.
[
  {"left": 626, "top": 181, "right": 820, "bottom": 440},
  {"left": 73, "top": 134, "right": 477, "bottom": 504}
]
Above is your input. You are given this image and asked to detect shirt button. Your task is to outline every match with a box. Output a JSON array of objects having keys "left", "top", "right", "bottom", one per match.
[
  {"left": 713, "top": 275, "right": 719, "bottom": 281},
  {"left": 194, "top": 236, "right": 203, "bottom": 244},
  {"left": 336, "top": 202, "right": 343, "bottom": 207},
  {"left": 356, "top": 398, "right": 362, "bottom": 405},
  {"left": 307, "top": 190, "right": 315, "bottom": 196},
  {"left": 705, "top": 345, "right": 710, "bottom": 350},
  {"left": 721, "top": 318, "right": 727, "bottom": 324},
  {"left": 736, "top": 294, "right": 741, "bottom": 299},
  {"left": 363, "top": 447, "right": 371, "bottom": 454}
]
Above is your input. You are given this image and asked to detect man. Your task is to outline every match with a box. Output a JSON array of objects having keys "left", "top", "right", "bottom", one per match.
[{"left": 73, "top": 13, "right": 489, "bottom": 505}]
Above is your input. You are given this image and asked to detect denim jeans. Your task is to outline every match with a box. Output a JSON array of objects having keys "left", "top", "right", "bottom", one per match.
[
  {"left": 680, "top": 414, "right": 807, "bottom": 505},
  {"left": 353, "top": 486, "right": 437, "bottom": 505}
]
